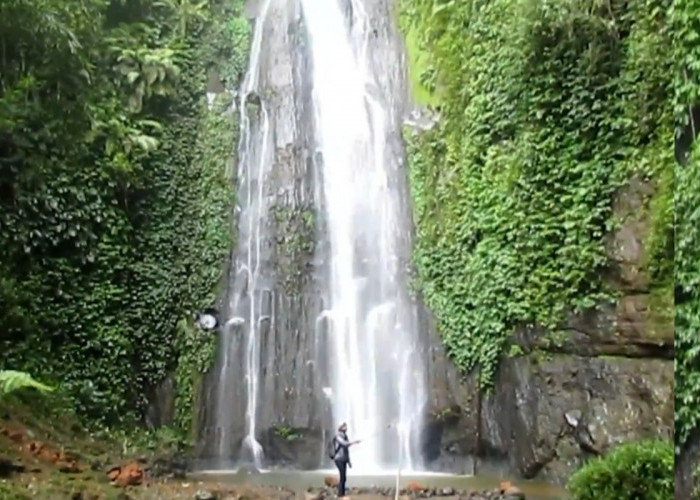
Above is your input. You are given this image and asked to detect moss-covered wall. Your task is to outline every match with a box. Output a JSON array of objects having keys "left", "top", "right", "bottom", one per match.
[
  {"left": 674, "top": 7, "right": 700, "bottom": 496},
  {"left": 399, "top": 0, "right": 673, "bottom": 387}
]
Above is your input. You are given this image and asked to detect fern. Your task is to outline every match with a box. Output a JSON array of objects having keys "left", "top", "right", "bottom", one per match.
[{"left": 0, "top": 370, "right": 54, "bottom": 397}]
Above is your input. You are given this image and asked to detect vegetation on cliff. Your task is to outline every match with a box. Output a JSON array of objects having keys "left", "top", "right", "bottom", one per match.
[
  {"left": 399, "top": 0, "right": 673, "bottom": 387},
  {"left": 674, "top": 0, "right": 700, "bottom": 455},
  {"left": 0, "top": 0, "right": 249, "bottom": 430}
]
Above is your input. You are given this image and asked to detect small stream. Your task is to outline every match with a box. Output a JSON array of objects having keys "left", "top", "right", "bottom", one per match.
[{"left": 194, "top": 469, "right": 568, "bottom": 499}]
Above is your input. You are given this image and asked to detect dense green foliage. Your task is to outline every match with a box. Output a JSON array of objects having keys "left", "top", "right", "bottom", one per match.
[
  {"left": 567, "top": 440, "right": 673, "bottom": 500},
  {"left": 676, "top": 147, "right": 700, "bottom": 451},
  {"left": 0, "top": 0, "right": 249, "bottom": 426},
  {"left": 399, "top": 0, "right": 673, "bottom": 386},
  {"left": 674, "top": 0, "right": 700, "bottom": 451}
]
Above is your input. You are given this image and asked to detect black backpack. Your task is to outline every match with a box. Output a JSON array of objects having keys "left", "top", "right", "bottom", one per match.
[{"left": 327, "top": 435, "right": 338, "bottom": 459}]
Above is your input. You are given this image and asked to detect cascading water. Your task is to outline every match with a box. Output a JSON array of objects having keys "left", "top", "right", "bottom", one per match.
[
  {"left": 301, "top": 0, "right": 427, "bottom": 471},
  {"left": 213, "top": 0, "right": 273, "bottom": 470},
  {"left": 204, "top": 0, "right": 427, "bottom": 473}
]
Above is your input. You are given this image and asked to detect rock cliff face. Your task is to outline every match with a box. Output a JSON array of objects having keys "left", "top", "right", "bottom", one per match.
[
  {"left": 417, "top": 174, "right": 673, "bottom": 485},
  {"left": 195, "top": 0, "right": 330, "bottom": 465}
]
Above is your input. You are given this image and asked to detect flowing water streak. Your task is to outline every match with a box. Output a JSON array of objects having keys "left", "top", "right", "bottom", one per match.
[
  {"left": 214, "top": 0, "right": 273, "bottom": 468},
  {"left": 301, "top": 0, "right": 427, "bottom": 471}
]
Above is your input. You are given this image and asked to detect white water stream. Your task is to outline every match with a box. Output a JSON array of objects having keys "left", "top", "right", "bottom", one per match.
[
  {"left": 212, "top": 0, "right": 427, "bottom": 473},
  {"left": 215, "top": 0, "right": 273, "bottom": 469},
  {"left": 301, "top": 0, "right": 427, "bottom": 471}
]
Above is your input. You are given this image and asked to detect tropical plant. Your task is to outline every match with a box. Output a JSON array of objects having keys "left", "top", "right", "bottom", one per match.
[{"left": 0, "top": 370, "right": 54, "bottom": 397}]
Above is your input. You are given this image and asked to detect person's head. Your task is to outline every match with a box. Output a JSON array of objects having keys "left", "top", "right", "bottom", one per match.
[{"left": 338, "top": 422, "right": 347, "bottom": 432}]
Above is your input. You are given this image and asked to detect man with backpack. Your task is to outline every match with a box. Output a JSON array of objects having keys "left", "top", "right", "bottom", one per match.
[{"left": 328, "top": 422, "right": 361, "bottom": 497}]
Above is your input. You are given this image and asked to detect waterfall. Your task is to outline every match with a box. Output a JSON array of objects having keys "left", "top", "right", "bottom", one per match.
[
  {"left": 213, "top": 0, "right": 273, "bottom": 469},
  {"left": 203, "top": 0, "right": 427, "bottom": 473},
  {"left": 300, "top": 0, "right": 427, "bottom": 471}
]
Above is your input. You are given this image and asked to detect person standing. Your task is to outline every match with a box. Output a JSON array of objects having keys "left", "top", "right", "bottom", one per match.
[{"left": 331, "top": 422, "right": 361, "bottom": 497}]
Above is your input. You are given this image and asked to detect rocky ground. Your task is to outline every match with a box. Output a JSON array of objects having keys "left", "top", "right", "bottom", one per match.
[
  {"left": 306, "top": 482, "right": 526, "bottom": 499},
  {"left": 0, "top": 397, "right": 534, "bottom": 500}
]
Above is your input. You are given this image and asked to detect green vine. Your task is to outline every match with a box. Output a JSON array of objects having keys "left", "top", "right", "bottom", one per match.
[
  {"left": 400, "top": 0, "right": 672, "bottom": 387},
  {"left": 674, "top": 0, "right": 700, "bottom": 454},
  {"left": 676, "top": 143, "right": 700, "bottom": 452}
]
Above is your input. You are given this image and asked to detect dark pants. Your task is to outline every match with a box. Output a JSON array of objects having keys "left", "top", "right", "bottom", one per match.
[{"left": 334, "top": 459, "right": 348, "bottom": 497}]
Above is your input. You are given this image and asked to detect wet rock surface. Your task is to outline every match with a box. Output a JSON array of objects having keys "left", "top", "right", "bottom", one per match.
[
  {"left": 148, "top": 454, "right": 189, "bottom": 479},
  {"left": 676, "top": 430, "right": 700, "bottom": 500},
  {"left": 425, "top": 344, "right": 672, "bottom": 483},
  {"left": 258, "top": 426, "right": 323, "bottom": 470}
]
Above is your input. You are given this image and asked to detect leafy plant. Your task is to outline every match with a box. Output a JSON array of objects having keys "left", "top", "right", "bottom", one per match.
[
  {"left": 0, "top": 370, "right": 54, "bottom": 397},
  {"left": 567, "top": 440, "right": 673, "bottom": 500},
  {"left": 274, "top": 425, "right": 301, "bottom": 441}
]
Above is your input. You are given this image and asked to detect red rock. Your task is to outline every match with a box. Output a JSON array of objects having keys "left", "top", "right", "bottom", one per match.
[
  {"left": 107, "top": 465, "right": 121, "bottom": 481},
  {"left": 8, "top": 430, "right": 25, "bottom": 443},
  {"left": 107, "top": 461, "right": 143, "bottom": 487},
  {"left": 407, "top": 481, "right": 425, "bottom": 491},
  {"left": 27, "top": 442, "right": 62, "bottom": 464},
  {"left": 324, "top": 475, "right": 338, "bottom": 487},
  {"left": 0, "top": 425, "right": 27, "bottom": 443},
  {"left": 499, "top": 480, "right": 513, "bottom": 492}
]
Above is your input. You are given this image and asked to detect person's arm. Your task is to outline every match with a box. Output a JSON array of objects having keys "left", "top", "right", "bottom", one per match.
[
  {"left": 336, "top": 434, "right": 361, "bottom": 446},
  {"left": 335, "top": 434, "right": 351, "bottom": 446}
]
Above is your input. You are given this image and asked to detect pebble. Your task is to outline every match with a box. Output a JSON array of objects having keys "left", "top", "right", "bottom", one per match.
[{"left": 194, "top": 490, "right": 217, "bottom": 500}]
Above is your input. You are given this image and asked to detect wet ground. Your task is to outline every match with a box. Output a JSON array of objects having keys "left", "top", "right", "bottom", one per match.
[{"left": 195, "top": 469, "right": 568, "bottom": 499}]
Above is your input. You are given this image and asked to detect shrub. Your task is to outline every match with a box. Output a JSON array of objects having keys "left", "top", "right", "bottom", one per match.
[{"left": 567, "top": 440, "right": 673, "bottom": 500}]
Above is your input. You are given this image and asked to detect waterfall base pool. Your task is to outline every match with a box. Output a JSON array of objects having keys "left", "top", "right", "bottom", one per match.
[{"left": 193, "top": 469, "right": 568, "bottom": 499}]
